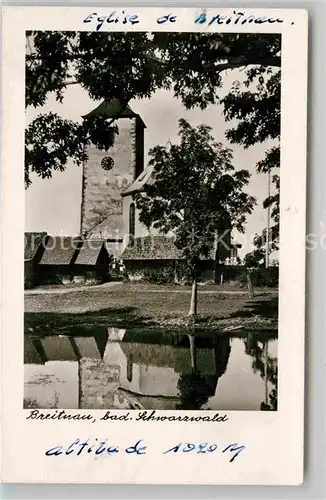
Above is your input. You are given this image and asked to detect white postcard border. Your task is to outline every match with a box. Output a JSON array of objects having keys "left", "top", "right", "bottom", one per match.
[{"left": 1, "top": 7, "right": 307, "bottom": 485}]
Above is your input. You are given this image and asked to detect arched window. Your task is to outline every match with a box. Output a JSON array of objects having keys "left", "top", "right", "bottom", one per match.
[{"left": 129, "top": 203, "right": 136, "bottom": 238}]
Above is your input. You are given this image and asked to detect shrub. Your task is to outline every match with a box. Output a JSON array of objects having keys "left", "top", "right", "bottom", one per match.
[
  {"left": 143, "top": 266, "right": 175, "bottom": 284},
  {"left": 175, "top": 261, "right": 192, "bottom": 281},
  {"left": 23, "top": 397, "right": 40, "bottom": 409},
  {"left": 223, "top": 266, "right": 278, "bottom": 288},
  {"left": 253, "top": 267, "right": 279, "bottom": 287}
]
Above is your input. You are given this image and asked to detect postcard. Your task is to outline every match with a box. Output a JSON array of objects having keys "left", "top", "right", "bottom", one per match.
[{"left": 1, "top": 6, "right": 307, "bottom": 485}]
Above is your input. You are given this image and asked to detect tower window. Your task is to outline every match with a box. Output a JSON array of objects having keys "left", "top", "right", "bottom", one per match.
[{"left": 129, "top": 203, "right": 135, "bottom": 238}]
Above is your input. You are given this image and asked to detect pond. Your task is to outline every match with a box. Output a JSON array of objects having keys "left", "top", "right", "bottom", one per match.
[{"left": 24, "top": 326, "right": 278, "bottom": 411}]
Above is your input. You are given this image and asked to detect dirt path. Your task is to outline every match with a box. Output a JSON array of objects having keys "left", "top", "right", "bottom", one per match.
[
  {"left": 24, "top": 282, "right": 123, "bottom": 296},
  {"left": 25, "top": 282, "right": 276, "bottom": 297}
]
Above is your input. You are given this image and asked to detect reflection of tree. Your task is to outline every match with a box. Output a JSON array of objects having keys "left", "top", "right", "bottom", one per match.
[
  {"left": 177, "top": 332, "right": 231, "bottom": 410},
  {"left": 177, "top": 372, "right": 212, "bottom": 410},
  {"left": 24, "top": 397, "right": 40, "bottom": 409},
  {"left": 244, "top": 332, "right": 278, "bottom": 410},
  {"left": 23, "top": 391, "right": 59, "bottom": 409}
]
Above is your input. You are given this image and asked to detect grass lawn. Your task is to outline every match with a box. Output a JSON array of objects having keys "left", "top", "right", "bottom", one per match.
[{"left": 25, "top": 282, "right": 278, "bottom": 333}]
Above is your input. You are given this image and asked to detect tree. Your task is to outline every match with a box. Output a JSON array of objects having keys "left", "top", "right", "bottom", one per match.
[
  {"left": 177, "top": 328, "right": 231, "bottom": 409},
  {"left": 244, "top": 332, "right": 278, "bottom": 411},
  {"left": 177, "top": 372, "right": 212, "bottom": 410},
  {"left": 176, "top": 332, "right": 212, "bottom": 410},
  {"left": 25, "top": 32, "right": 280, "bottom": 233},
  {"left": 25, "top": 31, "right": 163, "bottom": 187},
  {"left": 134, "top": 119, "right": 255, "bottom": 316},
  {"left": 26, "top": 32, "right": 280, "bottom": 114}
]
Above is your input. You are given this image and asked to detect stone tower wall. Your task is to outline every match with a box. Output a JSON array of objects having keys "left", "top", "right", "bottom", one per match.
[
  {"left": 80, "top": 117, "right": 141, "bottom": 239},
  {"left": 78, "top": 358, "right": 120, "bottom": 409}
]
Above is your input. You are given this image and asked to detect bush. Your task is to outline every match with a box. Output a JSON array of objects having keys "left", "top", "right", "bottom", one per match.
[
  {"left": 253, "top": 267, "right": 279, "bottom": 287},
  {"left": 223, "top": 266, "right": 278, "bottom": 288},
  {"left": 239, "top": 268, "right": 278, "bottom": 287},
  {"left": 236, "top": 271, "right": 249, "bottom": 287},
  {"left": 142, "top": 261, "right": 194, "bottom": 284},
  {"left": 24, "top": 397, "right": 40, "bottom": 409},
  {"left": 142, "top": 266, "right": 175, "bottom": 284}
]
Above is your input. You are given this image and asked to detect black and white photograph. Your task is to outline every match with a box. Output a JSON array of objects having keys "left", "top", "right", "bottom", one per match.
[
  {"left": 23, "top": 29, "right": 281, "bottom": 412},
  {"left": 1, "top": 6, "right": 309, "bottom": 486}
]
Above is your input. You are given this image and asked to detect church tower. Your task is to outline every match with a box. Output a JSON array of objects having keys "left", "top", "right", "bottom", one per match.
[{"left": 80, "top": 100, "right": 146, "bottom": 240}]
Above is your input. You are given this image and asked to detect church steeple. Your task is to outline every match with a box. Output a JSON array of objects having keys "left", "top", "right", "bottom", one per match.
[
  {"left": 80, "top": 99, "right": 146, "bottom": 239},
  {"left": 82, "top": 99, "right": 146, "bottom": 128}
]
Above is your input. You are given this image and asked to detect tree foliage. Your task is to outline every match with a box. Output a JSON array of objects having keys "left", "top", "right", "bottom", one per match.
[
  {"left": 134, "top": 119, "right": 255, "bottom": 276},
  {"left": 177, "top": 373, "right": 212, "bottom": 410},
  {"left": 244, "top": 333, "right": 278, "bottom": 410},
  {"left": 25, "top": 112, "right": 118, "bottom": 187}
]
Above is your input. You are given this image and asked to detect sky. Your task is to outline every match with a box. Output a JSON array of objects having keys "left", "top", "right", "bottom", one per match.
[{"left": 25, "top": 72, "right": 275, "bottom": 257}]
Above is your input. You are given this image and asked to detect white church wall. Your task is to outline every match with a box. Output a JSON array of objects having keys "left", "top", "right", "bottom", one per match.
[{"left": 122, "top": 194, "right": 161, "bottom": 250}]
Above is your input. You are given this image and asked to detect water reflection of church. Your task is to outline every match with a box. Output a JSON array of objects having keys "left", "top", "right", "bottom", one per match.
[
  {"left": 24, "top": 329, "right": 231, "bottom": 410},
  {"left": 105, "top": 329, "right": 231, "bottom": 409}
]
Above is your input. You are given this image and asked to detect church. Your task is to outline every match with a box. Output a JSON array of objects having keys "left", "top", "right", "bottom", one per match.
[
  {"left": 80, "top": 99, "right": 241, "bottom": 280},
  {"left": 24, "top": 99, "right": 241, "bottom": 287}
]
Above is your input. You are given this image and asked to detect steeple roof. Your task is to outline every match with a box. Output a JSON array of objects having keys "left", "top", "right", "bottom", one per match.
[
  {"left": 121, "top": 165, "right": 154, "bottom": 197},
  {"left": 82, "top": 99, "right": 146, "bottom": 128}
]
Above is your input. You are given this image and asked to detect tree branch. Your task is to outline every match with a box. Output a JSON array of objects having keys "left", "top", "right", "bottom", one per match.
[
  {"left": 148, "top": 54, "right": 281, "bottom": 73},
  {"left": 83, "top": 204, "right": 122, "bottom": 237},
  {"left": 26, "top": 51, "right": 281, "bottom": 73},
  {"left": 65, "top": 80, "right": 80, "bottom": 86}
]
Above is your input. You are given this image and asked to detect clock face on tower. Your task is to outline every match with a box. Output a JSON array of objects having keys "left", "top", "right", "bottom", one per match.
[{"left": 101, "top": 156, "right": 114, "bottom": 171}]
